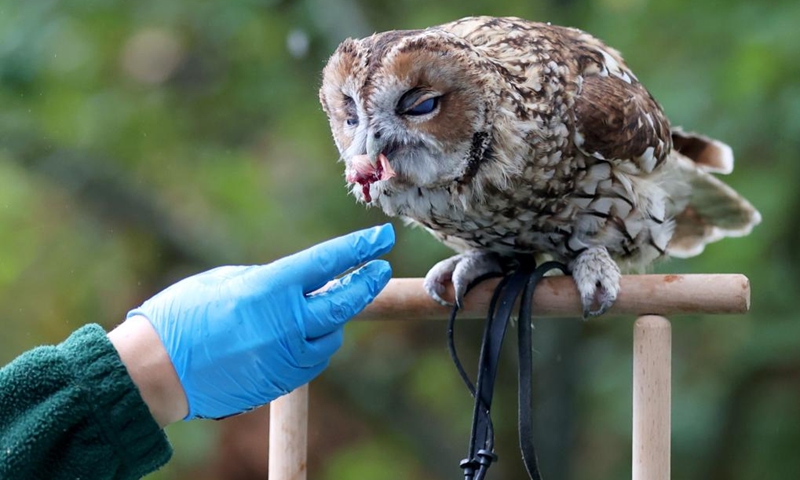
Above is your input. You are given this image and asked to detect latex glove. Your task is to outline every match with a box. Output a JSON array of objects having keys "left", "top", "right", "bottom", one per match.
[{"left": 127, "top": 224, "right": 394, "bottom": 419}]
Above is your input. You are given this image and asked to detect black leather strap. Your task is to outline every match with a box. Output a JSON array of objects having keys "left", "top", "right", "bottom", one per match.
[
  {"left": 449, "top": 260, "right": 568, "bottom": 480},
  {"left": 517, "top": 262, "right": 569, "bottom": 480}
]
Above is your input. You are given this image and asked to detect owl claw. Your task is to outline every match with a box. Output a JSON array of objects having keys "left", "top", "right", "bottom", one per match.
[
  {"left": 424, "top": 256, "right": 459, "bottom": 306},
  {"left": 451, "top": 277, "right": 472, "bottom": 310},
  {"left": 570, "top": 246, "right": 621, "bottom": 319},
  {"left": 424, "top": 252, "right": 507, "bottom": 308}
]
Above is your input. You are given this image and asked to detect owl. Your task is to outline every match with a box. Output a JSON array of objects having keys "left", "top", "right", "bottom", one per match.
[{"left": 319, "top": 16, "right": 761, "bottom": 316}]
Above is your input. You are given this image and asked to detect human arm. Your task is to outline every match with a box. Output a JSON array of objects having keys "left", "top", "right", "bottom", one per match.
[
  {"left": 0, "top": 324, "right": 173, "bottom": 480},
  {"left": 107, "top": 315, "right": 188, "bottom": 426},
  {"left": 0, "top": 224, "right": 394, "bottom": 478}
]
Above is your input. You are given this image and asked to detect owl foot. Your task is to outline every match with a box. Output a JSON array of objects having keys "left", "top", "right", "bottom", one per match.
[
  {"left": 570, "top": 246, "right": 621, "bottom": 318},
  {"left": 424, "top": 251, "right": 508, "bottom": 308}
]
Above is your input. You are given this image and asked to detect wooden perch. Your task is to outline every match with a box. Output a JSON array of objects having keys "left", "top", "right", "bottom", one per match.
[
  {"left": 356, "top": 274, "right": 750, "bottom": 321},
  {"left": 274, "top": 273, "right": 752, "bottom": 480}
]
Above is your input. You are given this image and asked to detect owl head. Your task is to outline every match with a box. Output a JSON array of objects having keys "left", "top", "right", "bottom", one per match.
[{"left": 319, "top": 28, "right": 497, "bottom": 208}]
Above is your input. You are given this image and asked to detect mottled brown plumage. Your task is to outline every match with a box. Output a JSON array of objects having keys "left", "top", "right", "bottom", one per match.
[{"left": 319, "top": 16, "right": 760, "bottom": 315}]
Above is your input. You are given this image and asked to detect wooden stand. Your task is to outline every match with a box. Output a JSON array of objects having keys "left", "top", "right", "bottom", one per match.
[
  {"left": 269, "top": 385, "right": 308, "bottom": 480},
  {"left": 633, "top": 316, "right": 671, "bottom": 480},
  {"left": 268, "top": 274, "right": 750, "bottom": 480}
]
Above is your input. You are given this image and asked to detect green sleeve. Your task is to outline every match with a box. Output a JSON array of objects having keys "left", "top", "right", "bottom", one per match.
[{"left": 0, "top": 324, "right": 173, "bottom": 480}]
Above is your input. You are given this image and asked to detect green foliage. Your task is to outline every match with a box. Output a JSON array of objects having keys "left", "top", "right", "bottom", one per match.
[
  {"left": 1, "top": 0, "right": 798, "bottom": 478},
  {"left": 323, "top": 439, "right": 433, "bottom": 480}
]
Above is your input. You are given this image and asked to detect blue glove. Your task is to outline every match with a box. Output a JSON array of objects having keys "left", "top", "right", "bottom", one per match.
[{"left": 127, "top": 224, "right": 394, "bottom": 419}]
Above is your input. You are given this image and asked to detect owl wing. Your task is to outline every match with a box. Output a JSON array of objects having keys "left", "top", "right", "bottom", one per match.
[{"left": 571, "top": 49, "right": 672, "bottom": 174}]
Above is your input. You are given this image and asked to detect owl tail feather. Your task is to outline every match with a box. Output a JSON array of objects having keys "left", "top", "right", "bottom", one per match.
[{"left": 666, "top": 129, "right": 761, "bottom": 258}]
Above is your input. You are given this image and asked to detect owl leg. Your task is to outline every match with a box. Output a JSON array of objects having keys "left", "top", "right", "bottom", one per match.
[
  {"left": 424, "top": 251, "right": 508, "bottom": 307},
  {"left": 569, "top": 246, "right": 621, "bottom": 318}
]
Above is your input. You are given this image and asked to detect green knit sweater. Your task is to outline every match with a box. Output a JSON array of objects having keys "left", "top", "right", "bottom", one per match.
[{"left": 0, "top": 324, "right": 173, "bottom": 479}]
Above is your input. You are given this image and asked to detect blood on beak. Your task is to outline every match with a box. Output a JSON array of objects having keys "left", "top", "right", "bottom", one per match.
[{"left": 345, "top": 153, "right": 396, "bottom": 202}]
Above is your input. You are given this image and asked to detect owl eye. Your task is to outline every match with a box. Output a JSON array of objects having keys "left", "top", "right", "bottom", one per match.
[
  {"left": 406, "top": 97, "right": 439, "bottom": 116},
  {"left": 343, "top": 95, "right": 358, "bottom": 127},
  {"left": 397, "top": 88, "right": 441, "bottom": 116}
]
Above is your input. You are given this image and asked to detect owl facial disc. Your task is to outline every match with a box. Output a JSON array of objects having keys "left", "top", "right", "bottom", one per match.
[{"left": 345, "top": 153, "right": 396, "bottom": 202}]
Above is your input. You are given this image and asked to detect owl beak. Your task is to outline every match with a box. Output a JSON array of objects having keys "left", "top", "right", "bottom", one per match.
[{"left": 366, "top": 132, "right": 387, "bottom": 166}]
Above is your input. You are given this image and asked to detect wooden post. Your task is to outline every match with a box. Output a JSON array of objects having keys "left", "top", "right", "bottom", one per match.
[
  {"left": 268, "top": 275, "right": 748, "bottom": 480},
  {"left": 269, "top": 385, "right": 308, "bottom": 480},
  {"left": 633, "top": 315, "right": 671, "bottom": 480}
]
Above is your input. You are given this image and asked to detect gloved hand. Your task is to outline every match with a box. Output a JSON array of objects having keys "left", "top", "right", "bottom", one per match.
[{"left": 127, "top": 224, "right": 394, "bottom": 419}]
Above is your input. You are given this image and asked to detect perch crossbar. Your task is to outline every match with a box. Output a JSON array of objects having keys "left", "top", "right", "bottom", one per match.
[{"left": 268, "top": 274, "right": 751, "bottom": 480}]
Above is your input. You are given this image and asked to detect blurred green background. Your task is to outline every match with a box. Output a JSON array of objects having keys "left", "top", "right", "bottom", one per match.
[{"left": 1, "top": 0, "right": 797, "bottom": 478}]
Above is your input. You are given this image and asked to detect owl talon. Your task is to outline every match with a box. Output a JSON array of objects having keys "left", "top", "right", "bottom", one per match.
[
  {"left": 424, "top": 252, "right": 507, "bottom": 308},
  {"left": 424, "top": 256, "right": 460, "bottom": 306},
  {"left": 452, "top": 280, "right": 469, "bottom": 310},
  {"left": 427, "top": 286, "right": 452, "bottom": 307},
  {"left": 583, "top": 292, "right": 614, "bottom": 318},
  {"left": 570, "top": 246, "right": 621, "bottom": 319}
]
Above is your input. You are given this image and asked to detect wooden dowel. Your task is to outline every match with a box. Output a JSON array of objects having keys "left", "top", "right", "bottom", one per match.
[
  {"left": 269, "top": 385, "right": 308, "bottom": 480},
  {"left": 632, "top": 315, "right": 671, "bottom": 480},
  {"left": 274, "top": 275, "right": 744, "bottom": 479},
  {"left": 356, "top": 274, "right": 750, "bottom": 320}
]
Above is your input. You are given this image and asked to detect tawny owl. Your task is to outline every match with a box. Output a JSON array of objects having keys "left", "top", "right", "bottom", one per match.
[{"left": 319, "top": 16, "right": 761, "bottom": 316}]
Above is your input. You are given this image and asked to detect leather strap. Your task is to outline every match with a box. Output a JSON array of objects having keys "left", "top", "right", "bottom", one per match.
[
  {"left": 448, "top": 261, "right": 568, "bottom": 480},
  {"left": 517, "top": 262, "right": 569, "bottom": 480}
]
